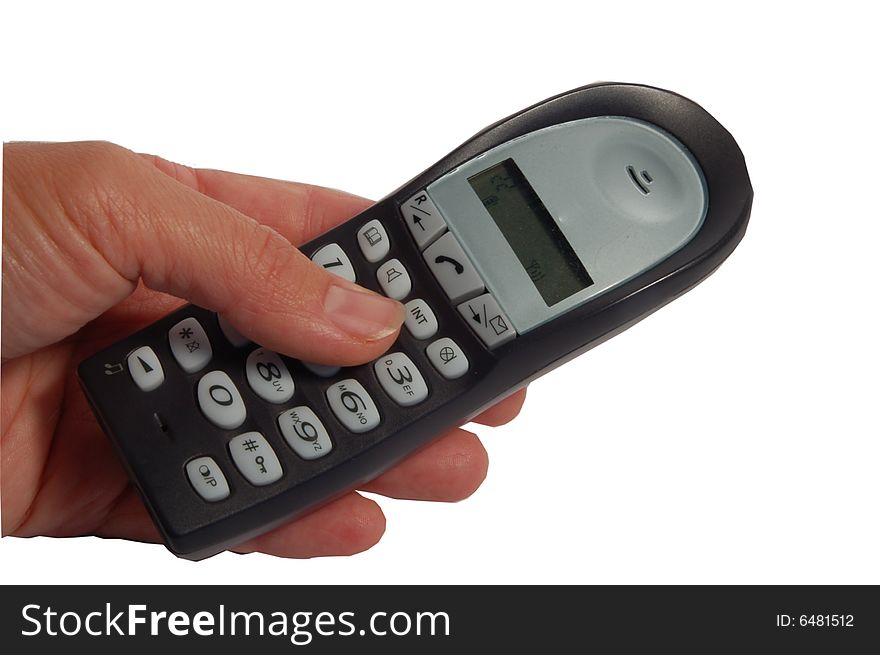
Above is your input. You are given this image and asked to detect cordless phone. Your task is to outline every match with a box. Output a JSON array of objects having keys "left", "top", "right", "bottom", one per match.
[{"left": 78, "top": 82, "right": 753, "bottom": 559}]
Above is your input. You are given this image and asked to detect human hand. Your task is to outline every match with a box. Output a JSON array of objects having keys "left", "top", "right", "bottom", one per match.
[{"left": 1, "top": 142, "right": 526, "bottom": 557}]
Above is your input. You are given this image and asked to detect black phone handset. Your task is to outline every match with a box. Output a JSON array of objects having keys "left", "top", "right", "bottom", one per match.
[{"left": 78, "top": 83, "right": 752, "bottom": 559}]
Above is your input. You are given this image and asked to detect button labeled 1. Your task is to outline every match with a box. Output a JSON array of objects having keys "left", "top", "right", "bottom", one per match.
[{"left": 311, "top": 243, "right": 356, "bottom": 282}]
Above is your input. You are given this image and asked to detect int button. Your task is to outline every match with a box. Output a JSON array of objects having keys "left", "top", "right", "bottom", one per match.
[{"left": 403, "top": 298, "right": 438, "bottom": 340}]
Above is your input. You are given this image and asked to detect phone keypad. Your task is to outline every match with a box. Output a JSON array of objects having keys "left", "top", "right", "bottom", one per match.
[{"left": 123, "top": 186, "right": 509, "bottom": 506}]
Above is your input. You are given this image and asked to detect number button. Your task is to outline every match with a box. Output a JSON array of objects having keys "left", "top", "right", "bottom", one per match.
[
  {"left": 127, "top": 346, "right": 164, "bottom": 391},
  {"left": 403, "top": 299, "right": 438, "bottom": 340},
  {"left": 277, "top": 406, "right": 333, "bottom": 460},
  {"left": 217, "top": 314, "right": 250, "bottom": 347},
  {"left": 326, "top": 379, "right": 380, "bottom": 433},
  {"left": 197, "top": 370, "right": 246, "bottom": 429},
  {"left": 426, "top": 337, "right": 469, "bottom": 380},
  {"left": 311, "top": 243, "right": 356, "bottom": 282},
  {"left": 228, "top": 432, "right": 283, "bottom": 486},
  {"left": 376, "top": 258, "right": 412, "bottom": 300},
  {"left": 373, "top": 352, "right": 428, "bottom": 407},
  {"left": 302, "top": 361, "right": 341, "bottom": 378},
  {"left": 357, "top": 219, "right": 390, "bottom": 263},
  {"left": 401, "top": 190, "right": 447, "bottom": 249},
  {"left": 246, "top": 348, "right": 295, "bottom": 404},
  {"left": 185, "top": 456, "right": 230, "bottom": 502},
  {"left": 169, "top": 317, "right": 213, "bottom": 373}
]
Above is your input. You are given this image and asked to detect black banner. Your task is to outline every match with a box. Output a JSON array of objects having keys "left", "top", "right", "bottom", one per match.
[{"left": 2, "top": 586, "right": 877, "bottom": 653}]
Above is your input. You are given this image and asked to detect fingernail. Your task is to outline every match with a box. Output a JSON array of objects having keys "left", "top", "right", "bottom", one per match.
[{"left": 324, "top": 284, "right": 404, "bottom": 341}]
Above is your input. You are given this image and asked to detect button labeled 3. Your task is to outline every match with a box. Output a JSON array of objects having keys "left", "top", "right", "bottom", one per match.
[
  {"left": 374, "top": 352, "right": 428, "bottom": 407},
  {"left": 186, "top": 456, "right": 230, "bottom": 502}
]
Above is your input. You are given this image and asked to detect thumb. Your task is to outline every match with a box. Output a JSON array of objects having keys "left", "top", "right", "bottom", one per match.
[{"left": 2, "top": 142, "right": 404, "bottom": 363}]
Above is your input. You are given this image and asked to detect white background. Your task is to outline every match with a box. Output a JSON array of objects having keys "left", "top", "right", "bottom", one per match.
[{"left": 2, "top": 1, "right": 877, "bottom": 584}]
